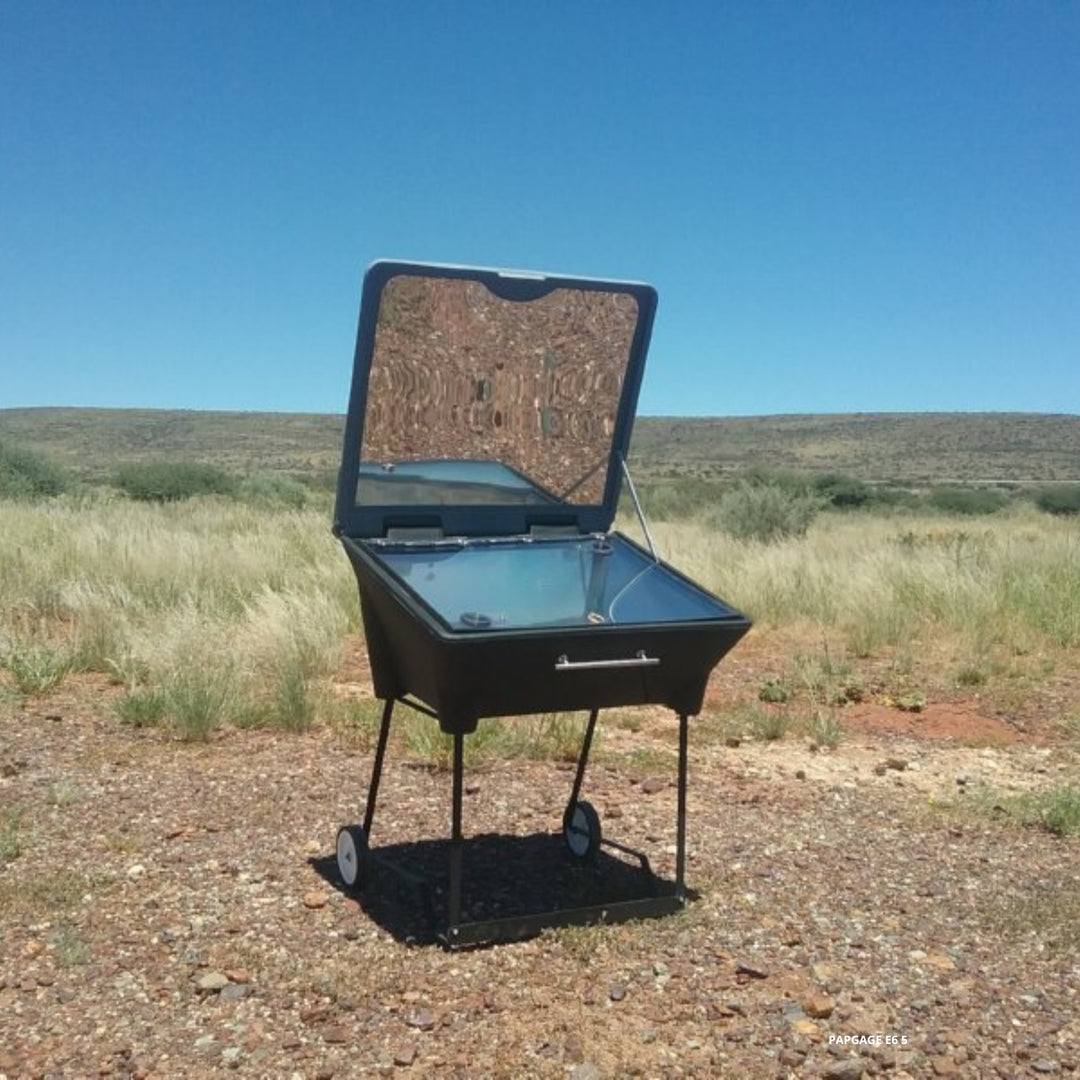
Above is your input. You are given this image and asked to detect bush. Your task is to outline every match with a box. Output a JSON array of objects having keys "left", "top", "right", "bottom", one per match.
[
  {"left": 1035, "top": 486, "right": 1080, "bottom": 517},
  {"left": 632, "top": 478, "right": 723, "bottom": 521},
  {"left": 115, "top": 461, "right": 236, "bottom": 502},
  {"left": 926, "top": 487, "right": 1007, "bottom": 516},
  {"left": 713, "top": 481, "right": 823, "bottom": 542},
  {"left": 813, "top": 473, "right": 873, "bottom": 510},
  {"left": 238, "top": 471, "right": 310, "bottom": 509},
  {"left": 0, "top": 442, "right": 70, "bottom": 500}
]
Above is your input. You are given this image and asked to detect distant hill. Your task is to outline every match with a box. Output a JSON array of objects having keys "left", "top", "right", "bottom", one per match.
[{"left": 0, "top": 407, "right": 1077, "bottom": 487}]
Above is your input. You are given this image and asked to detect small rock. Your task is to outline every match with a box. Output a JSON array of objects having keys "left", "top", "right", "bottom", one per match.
[
  {"left": 56, "top": 987, "right": 77, "bottom": 1004},
  {"left": 1031, "top": 1063, "right": 1061, "bottom": 1075},
  {"left": 302, "top": 839, "right": 321, "bottom": 854},
  {"left": 795, "top": 769, "right": 807, "bottom": 781},
  {"left": 885, "top": 757, "right": 907, "bottom": 772},
  {"left": 725, "top": 736, "right": 741, "bottom": 748},
  {"left": 127, "top": 864, "right": 146, "bottom": 879},
  {"left": 779, "top": 1048, "right": 807, "bottom": 1067},
  {"left": 223, "top": 968, "right": 250, "bottom": 984},
  {"left": 302, "top": 891, "right": 328, "bottom": 909},
  {"left": 641, "top": 778, "right": 666, "bottom": 794},
  {"left": 570, "top": 1066, "right": 600, "bottom": 1080},
  {"left": 926, "top": 952, "right": 956, "bottom": 972},
  {"left": 791, "top": 1019, "right": 819, "bottom": 1037},
  {"left": 196, "top": 972, "right": 230, "bottom": 993},
  {"left": 803, "top": 993, "right": 836, "bottom": 1019},
  {"left": 393, "top": 1043, "right": 417, "bottom": 1066},
  {"left": 221, "top": 1046, "right": 242, "bottom": 1068},
  {"left": 565, "top": 1034, "right": 585, "bottom": 1063},
  {"left": 609, "top": 984, "right": 627, "bottom": 1002},
  {"left": 322, "top": 1025, "right": 349, "bottom": 1045},
  {"left": 220, "top": 984, "right": 249, "bottom": 1003},
  {"left": 405, "top": 1007, "right": 436, "bottom": 1031},
  {"left": 930, "top": 1056, "right": 959, "bottom": 1077},
  {"left": 735, "top": 962, "right": 768, "bottom": 980},
  {"left": 823, "top": 1061, "right": 864, "bottom": 1080}
]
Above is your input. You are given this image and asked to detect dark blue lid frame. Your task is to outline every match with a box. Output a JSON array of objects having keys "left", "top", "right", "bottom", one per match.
[{"left": 334, "top": 261, "right": 657, "bottom": 539}]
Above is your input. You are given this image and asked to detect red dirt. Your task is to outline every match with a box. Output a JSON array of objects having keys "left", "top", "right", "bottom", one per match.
[{"left": 841, "top": 702, "right": 1020, "bottom": 745}]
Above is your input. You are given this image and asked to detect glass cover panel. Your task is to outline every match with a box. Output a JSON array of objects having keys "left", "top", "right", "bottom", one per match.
[
  {"left": 358, "top": 274, "right": 639, "bottom": 508},
  {"left": 372, "top": 535, "right": 737, "bottom": 630}
]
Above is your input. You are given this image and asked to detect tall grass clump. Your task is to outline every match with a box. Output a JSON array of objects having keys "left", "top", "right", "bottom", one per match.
[
  {"left": 0, "top": 497, "right": 358, "bottom": 732},
  {"left": 649, "top": 513, "right": 1080, "bottom": 670}
]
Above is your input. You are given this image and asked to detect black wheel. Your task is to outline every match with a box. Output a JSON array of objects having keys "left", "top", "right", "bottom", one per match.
[
  {"left": 336, "top": 825, "right": 368, "bottom": 890},
  {"left": 563, "top": 800, "right": 602, "bottom": 861}
]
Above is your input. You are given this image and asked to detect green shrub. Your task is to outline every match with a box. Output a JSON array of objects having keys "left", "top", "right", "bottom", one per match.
[
  {"left": 813, "top": 473, "right": 873, "bottom": 510},
  {"left": 163, "top": 667, "right": 233, "bottom": 741},
  {"left": 238, "top": 471, "right": 310, "bottom": 509},
  {"left": 115, "top": 461, "right": 236, "bottom": 502},
  {"left": 0, "top": 809, "right": 24, "bottom": 866},
  {"left": 0, "top": 442, "right": 70, "bottom": 500},
  {"left": 2, "top": 643, "right": 71, "bottom": 695},
  {"left": 805, "top": 710, "right": 844, "bottom": 748},
  {"left": 713, "top": 481, "right": 823, "bottom": 542},
  {"left": 748, "top": 706, "right": 794, "bottom": 742},
  {"left": 116, "top": 687, "right": 167, "bottom": 728},
  {"left": 630, "top": 478, "right": 722, "bottom": 521},
  {"left": 269, "top": 661, "right": 317, "bottom": 732},
  {"left": 1034, "top": 486, "right": 1080, "bottom": 517},
  {"left": 926, "top": 487, "right": 1006, "bottom": 516}
]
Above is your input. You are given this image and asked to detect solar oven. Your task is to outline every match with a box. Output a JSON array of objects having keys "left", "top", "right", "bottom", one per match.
[{"left": 332, "top": 261, "right": 751, "bottom": 946}]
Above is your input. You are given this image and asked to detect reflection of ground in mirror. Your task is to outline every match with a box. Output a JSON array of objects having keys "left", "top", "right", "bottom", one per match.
[{"left": 309, "top": 830, "right": 683, "bottom": 946}]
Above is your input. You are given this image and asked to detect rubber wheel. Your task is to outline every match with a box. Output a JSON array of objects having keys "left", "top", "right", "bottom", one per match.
[
  {"left": 336, "top": 825, "right": 368, "bottom": 890},
  {"left": 563, "top": 800, "right": 602, "bottom": 861}
]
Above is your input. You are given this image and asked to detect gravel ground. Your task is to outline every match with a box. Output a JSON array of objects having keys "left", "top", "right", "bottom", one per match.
[{"left": 2, "top": 677, "right": 1079, "bottom": 1080}]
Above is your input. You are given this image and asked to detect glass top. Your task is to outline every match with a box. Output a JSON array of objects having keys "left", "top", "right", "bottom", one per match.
[
  {"left": 336, "top": 262, "right": 657, "bottom": 538},
  {"left": 369, "top": 534, "right": 739, "bottom": 631}
]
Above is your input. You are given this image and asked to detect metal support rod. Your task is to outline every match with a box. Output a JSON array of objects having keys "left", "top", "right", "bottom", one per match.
[
  {"left": 362, "top": 698, "right": 395, "bottom": 837},
  {"left": 675, "top": 713, "right": 689, "bottom": 898},
  {"left": 619, "top": 454, "right": 659, "bottom": 562},
  {"left": 566, "top": 708, "right": 601, "bottom": 813},
  {"left": 448, "top": 731, "right": 465, "bottom": 941}
]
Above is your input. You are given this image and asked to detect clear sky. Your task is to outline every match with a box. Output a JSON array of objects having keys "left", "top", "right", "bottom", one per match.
[{"left": 2, "top": 2, "right": 1078, "bottom": 418}]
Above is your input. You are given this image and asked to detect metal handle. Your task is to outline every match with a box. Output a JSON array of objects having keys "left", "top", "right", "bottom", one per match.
[{"left": 555, "top": 651, "right": 660, "bottom": 672}]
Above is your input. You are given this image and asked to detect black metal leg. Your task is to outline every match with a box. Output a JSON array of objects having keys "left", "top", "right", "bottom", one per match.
[
  {"left": 448, "top": 730, "right": 465, "bottom": 943},
  {"left": 675, "top": 713, "right": 689, "bottom": 899},
  {"left": 565, "top": 707, "right": 601, "bottom": 813},
  {"left": 362, "top": 698, "right": 395, "bottom": 837}
]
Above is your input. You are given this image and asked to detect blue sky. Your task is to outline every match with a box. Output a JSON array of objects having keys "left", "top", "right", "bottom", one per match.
[{"left": 2, "top": 2, "right": 1078, "bottom": 417}]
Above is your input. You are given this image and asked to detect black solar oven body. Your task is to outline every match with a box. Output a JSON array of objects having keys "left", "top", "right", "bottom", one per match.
[
  {"left": 331, "top": 260, "right": 751, "bottom": 946},
  {"left": 342, "top": 531, "right": 749, "bottom": 734}
]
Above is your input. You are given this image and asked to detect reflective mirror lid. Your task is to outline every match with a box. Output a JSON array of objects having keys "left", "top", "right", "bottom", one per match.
[{"left": 335, "top": 261, "right": 657, "bottom": 538}]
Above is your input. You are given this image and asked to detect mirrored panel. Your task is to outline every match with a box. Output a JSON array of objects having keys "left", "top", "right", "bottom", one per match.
[{"left": 357, "top": 273, "right": 640, "bottom": 508}]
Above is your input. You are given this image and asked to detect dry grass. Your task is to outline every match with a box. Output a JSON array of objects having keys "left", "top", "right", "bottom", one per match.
[{"left": 1, "top": 496, "right": 1077, "bottom": 747}]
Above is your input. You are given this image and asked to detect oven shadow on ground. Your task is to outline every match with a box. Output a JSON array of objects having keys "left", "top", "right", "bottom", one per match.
[{"left": 309, "top": 830, "right": 698, "bottom": 947}]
